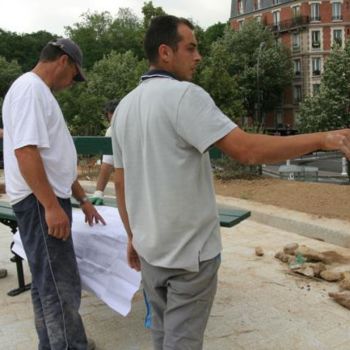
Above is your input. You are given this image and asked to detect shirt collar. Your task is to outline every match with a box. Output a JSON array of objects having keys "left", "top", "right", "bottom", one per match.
[{"left": 140, "top": 69, "right": 178, "bottom": 82}]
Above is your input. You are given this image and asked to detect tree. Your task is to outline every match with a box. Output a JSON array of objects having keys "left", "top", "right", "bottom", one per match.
[
  {"left": 65, "top": 9, "right": 144, "bottom": 70},
  {"left": 198, "top": 22, "right": 227, "bottom": 57},
  {"left": 0, "top": 29, "right": 56, "bottom": 72},
  {"left": 299, "top": 43, "right": 350, "bottom": 132},
  {"left": 65, "top": 11, "right": 114, "bottom": 70},
  {"left": 87, "top": 50, "right": 147, "bottom": 100},
  {"left": 57, "top": 51, "right": 147, "bottom": 135},
  {"left": 197, "top": 20, "right": 293, "bottom": 129},
  {"left": 0, "top": 56, "right": 22, "bottom": 122},
  {"left": 142, "top": 1, "right": 166, "bottom": 29},
  {"left": 0, "top": 56, "right": 22, "bottom": 97}
]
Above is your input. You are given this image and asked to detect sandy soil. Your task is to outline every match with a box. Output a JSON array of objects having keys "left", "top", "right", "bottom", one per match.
[{"left": 214, "top": 177, "right": 350, "bottom": 222}]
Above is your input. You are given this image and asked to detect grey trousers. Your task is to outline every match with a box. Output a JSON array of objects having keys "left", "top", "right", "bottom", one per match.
[{"left": 140, "top": 255, "right": 221, "bottom": 350}]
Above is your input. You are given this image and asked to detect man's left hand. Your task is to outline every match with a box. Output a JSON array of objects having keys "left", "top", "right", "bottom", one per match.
[{"left": 81, "top": 201, "right": 106, "bottom": 226}]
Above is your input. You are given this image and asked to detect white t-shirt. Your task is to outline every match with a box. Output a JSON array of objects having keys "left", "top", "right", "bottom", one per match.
[
  {"left": 102, "top": 127, "right": 114, "bottom": 166},
  {"left": 112, "top": 76, "right": 236, "bottom": 271},
  {"left": 2, "top": 72, "right": 78, "bottom": 204}
]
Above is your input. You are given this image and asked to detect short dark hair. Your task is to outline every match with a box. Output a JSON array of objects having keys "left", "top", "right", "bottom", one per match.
[
  {"left": 144, "top": 15, "right": 194, "bottom": 64},
  {"left": 39, "top": 43, "right": 74, "bottom": 65},
  {"left": 104, "top": 99, "right": 119, "bottom": 114}
]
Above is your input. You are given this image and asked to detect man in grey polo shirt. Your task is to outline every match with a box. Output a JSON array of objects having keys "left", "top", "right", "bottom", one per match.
[{"left": 111, "top": 15, "right": 350, "bottom": 350}]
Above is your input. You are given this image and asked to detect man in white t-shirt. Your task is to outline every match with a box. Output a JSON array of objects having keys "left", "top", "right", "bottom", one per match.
[
  {"left": 111, "top": 15, "right": 350, "bottom": 350},
  {"left": 90, "top": 100, "right": 119, "bottom": 205},
  {"left": 2, "top": 38, "right": 104, "bottom": 350}
]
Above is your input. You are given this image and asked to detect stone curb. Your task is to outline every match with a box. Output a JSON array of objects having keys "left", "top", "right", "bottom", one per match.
[{"left": 216, "top": 195, "right": 350, "bottom": 249}]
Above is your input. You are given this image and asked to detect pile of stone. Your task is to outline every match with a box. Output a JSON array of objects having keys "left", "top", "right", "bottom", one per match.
[{"left": 272, "top": 243, "right": 350, "bottom": 310}]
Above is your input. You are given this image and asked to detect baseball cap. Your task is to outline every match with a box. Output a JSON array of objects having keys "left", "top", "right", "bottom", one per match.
[{"left": 49, "top": 38, "right": 86, "bottom": 82}]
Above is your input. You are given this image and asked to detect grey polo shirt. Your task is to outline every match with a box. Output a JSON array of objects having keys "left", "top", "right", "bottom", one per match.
[{"left": 112, "top": 75, "right": 236, "bottom": 271}]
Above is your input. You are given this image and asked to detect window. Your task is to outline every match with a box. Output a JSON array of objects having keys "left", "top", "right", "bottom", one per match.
[
  {"left": 238, "top": 19, "right": 244, "bottom": 30},
  {"left": 293, "top": 59, "right": 301, "bottom": 76},
  {"left": 273, "top": 11, "right": 280, "bottom": 27},
  {"left": 332, "top": 2, "right": 342, "bottom": 20},
  {"left": 312, "top": 57, "right": 321, "bottom": 76},
  {"left": 311, "top": 30, "right": 321, "bottom": 48},
  {"left": 292, "top": 6, "right": 300, "bottom": 18},
  {"left": 292, "top": 33, "right": 300, "bottom": 50},
  {"left": 294, "top": 86, "right": 302, "bottom": 103},
  {"left": 333, "top": 29, "right": 343, "bottom": 46},
  {"left": 238, "top": 0, "right": 244, "bottom": 14},
  {"left": 313, "top": 84, "right": 320, "bottom": 95},
  {"left": 254, "top": 0, "right": 261, "bottom": 10},
  {"left": 275, "top": 110, "right": 283, "bottom": 128},
  {"left": 310, "top": 3, "right": 320, "bottom": 21},
  {"left": 273, "top": 0, "right": 280, "bottom": 5}
]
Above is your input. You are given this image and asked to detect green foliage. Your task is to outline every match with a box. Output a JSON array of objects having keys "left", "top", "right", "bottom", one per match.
[
  {"left": 299, "top": 43, "right": 350, "bottom": 132},
  {"left": 0, "top": 56, "right": 22, "bottom": 97},
  {"left": 88, "top": 50, "right": 147, "bottom": 100},
  {"left": 142, "top": 1, "right": 167, "bottom": 29},
  {"left": 196, "top": 58, "right": 244, "bottom": 122},
  {"left": 57, "top": 51, "right": 147, "bottom": 135},
  {"left": 57, "top": 83, "right": 104, "bottom": 136},
  {"left": 65, "top": 9, "right": 144, "bottom": 69},
  {"left": 212, "top": 155, "right": 261, "bottom": 180},
  {"left": 0, "top": 30, "right": 56, "bottom": 72},
  {"left": 195, "top": 22, "right": 227, "bottom": 58},
  {"left": 197, "top": 21, "right": 293, "bottom": 129}
]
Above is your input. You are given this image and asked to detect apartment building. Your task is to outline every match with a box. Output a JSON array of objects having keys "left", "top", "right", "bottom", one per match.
[{"left": 230, "top": 0, "right": 350, "bottom": 131}]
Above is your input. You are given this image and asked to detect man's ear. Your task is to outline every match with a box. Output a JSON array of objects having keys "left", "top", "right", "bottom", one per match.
[
  {"left": 58, "top": 54, "right": 69, "bottom": 67},
  {"left": 158, "top": 44, "right": 172, "bottom": 63}
]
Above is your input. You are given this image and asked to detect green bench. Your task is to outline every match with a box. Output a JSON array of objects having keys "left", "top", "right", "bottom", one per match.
[{"left": 0, "top": 136, "right": 250, "bottom": 296}]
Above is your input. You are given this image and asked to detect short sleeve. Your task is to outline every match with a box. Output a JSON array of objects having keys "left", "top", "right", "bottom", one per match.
[
  {"left": 111, "top": 113, "right": 123, "bottom": 168},
  {"left": 102, "top": 154, "right": 114, "bottom": 166},
  {"left": 11, "top": 91, "right": 50, "bottom": 150},
  {"left": 176, "top": 84, "right": 236, "bottom": 153}
]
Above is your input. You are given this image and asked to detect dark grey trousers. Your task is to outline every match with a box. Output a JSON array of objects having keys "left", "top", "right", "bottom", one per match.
[
  {"left": 13, "top": 194, "right": 87, "bottom": 350},
  {"left": 140, "top": 255, "right": 221, "bottom": 350}
]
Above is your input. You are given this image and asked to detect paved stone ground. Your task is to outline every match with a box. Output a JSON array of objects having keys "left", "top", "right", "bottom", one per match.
[{"left": 1, "top": 217, "right": 350, "bottom": 349}]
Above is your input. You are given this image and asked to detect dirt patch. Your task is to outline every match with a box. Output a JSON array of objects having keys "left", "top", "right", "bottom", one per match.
[{"left": 214, "top": 177, "right": 350, "bottom": 222}]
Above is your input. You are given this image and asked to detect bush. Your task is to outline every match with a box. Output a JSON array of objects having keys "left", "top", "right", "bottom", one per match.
[{"left": 212, "top": 156, "right": 262, "bottom": 180}]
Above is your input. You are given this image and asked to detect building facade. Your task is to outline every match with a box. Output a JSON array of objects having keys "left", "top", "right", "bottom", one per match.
[{"left": 230, "top": 0, "right": 350, "bottom": 130}]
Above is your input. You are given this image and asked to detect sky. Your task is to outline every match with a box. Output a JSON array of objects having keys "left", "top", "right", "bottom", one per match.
[{"left": 0, "top": 0, "right": 232, "bottom": 36}]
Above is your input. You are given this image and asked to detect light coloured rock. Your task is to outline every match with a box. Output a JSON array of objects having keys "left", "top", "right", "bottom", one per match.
[
  {"left": 296, "top": 245, "right": 326, "bottom": 263},
  {"left": 283, "top": 243, "right": 299, "bottom": 256},
  {"left": 340, "top": 271, "right": 350, "bottom": 290},
  {"left": 321, "top": 251, "right": 350, "bottom": 264},
  {"left": 255, "top": 247, "right": 264, "bottom": 257},
  {"left": 329, "top": 291, "right": 350, "bottom": 310},
  {"left": 294, "top": 265, "right": 315, "bottom": 278},
  {"left": 275, "top": 251, "right": 290, "bottom": 263},
  {"left": 308, "top": 262, "right": 326, "bottom": 277},
  {"left": 320, "top": 270, "right": 342, "bottom": 282}
]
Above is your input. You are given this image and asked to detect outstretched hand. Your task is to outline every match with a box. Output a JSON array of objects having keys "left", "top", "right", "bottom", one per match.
[{"left": 323, "top": 129, "right": 350, "bottom": 158}]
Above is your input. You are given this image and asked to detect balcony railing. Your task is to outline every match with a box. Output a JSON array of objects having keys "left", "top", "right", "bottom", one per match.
[
  {"left": 332, "top": 15, "right": 343, "bottom": 20},
  {"left": 267, "top": 16, "right": 310, "bottom": 33},
  {"left": 310, "top": 15, "right": 321, "bottom": 21}
]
